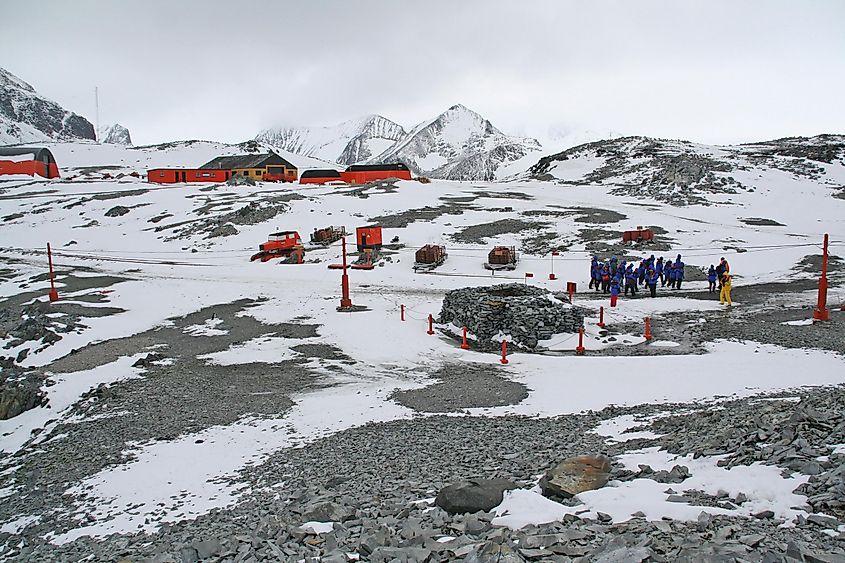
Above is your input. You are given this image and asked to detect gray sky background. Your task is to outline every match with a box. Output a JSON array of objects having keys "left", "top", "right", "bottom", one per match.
[{"left": 1, "top": 0, "right": 844, "bottom": 148}]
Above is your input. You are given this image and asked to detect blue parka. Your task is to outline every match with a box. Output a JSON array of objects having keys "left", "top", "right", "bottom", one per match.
[{"left": 674, "top": 254, "right": 685, "bottom": 280}]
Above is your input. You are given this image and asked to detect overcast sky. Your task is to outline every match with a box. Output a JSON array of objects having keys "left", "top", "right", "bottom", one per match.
[{"left": 2, "top": 0, "right": 844, "bottom": 148}]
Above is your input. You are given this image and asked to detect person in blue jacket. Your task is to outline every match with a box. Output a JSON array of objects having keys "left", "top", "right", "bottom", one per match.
[
  {"left": 637, "top": 260, "right": 647, "bottom": 285},
  {"left": 589, "top": 257, "right": 599, "bottom": 290},
  {"left": 674, "top": 254, "right": 685, "bottom": 289},
  {"left": 647, "top": 267, "right": 659, "bottom": 298},
  {"left": 601, "top": 264, "right": 611, "bottom": 293},
  {"left": 707, "top": 265, "right": 717, "bottom": 293},
  {"left": 610, "top": 275, "right": 621, "bottom": 307},
  {"left": 655, "top": 257, "right": 664, "bottom": 282},
  {"left": 624, "top": 264, "right": 638, "bottom": 296},
  {"left": 663, "top": 259, "right": 672, "bottom": 286}
]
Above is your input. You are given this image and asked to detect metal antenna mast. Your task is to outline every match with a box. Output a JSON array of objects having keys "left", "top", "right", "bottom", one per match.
[{"left": 94, "top": 86, "right": 100, "bottom": 143}]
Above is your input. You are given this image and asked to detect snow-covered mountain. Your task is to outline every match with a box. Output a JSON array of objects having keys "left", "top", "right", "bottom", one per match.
[
  {"left": 526, "top": 134, "right": 845, "bottom": 205},
  {"left": 255, "top": 105, "right": 543, "bottom": 179},
  {"left": 99, "top": 123, "right": 132, "bottom": 146},
  {"left": 256, "top": 114, "right": 406, "bottom": 167},
  {"left": 0, "top": 67, "right": 95, "bottom": 145},
  {"left": 369, "top": 104, "right": 542, "bottom": 181}
]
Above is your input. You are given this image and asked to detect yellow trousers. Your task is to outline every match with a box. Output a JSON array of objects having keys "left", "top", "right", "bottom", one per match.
[{"left": 720, "top": 284, "right": 732, "bottom": 305}]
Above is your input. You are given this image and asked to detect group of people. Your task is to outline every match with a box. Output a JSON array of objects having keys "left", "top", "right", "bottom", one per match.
[{"left": 589, "top": 254, "right": 733, "bottom": 307}]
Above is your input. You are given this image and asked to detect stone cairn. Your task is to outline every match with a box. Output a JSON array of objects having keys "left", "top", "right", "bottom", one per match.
[{"left": 438, "top": 283, "right": 585, "bottom": 352}]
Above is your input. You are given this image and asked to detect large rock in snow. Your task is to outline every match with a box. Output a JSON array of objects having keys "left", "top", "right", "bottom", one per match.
[
  {"left": 0, "top": 67, "right": 95, "bottom": 144},
  {"left": 435, "top": 478, "right": 519, "bottom": 514},
  {"left": 539, "top": 455, "right": 611, "bottom": 498}
]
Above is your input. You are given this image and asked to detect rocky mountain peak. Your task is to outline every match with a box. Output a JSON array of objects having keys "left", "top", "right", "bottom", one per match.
[
  {"left": 255, "top": 114, "right": 406, "bottom": 166},
  {"left": 0, "top": 67, "right": 37, "bottom": 94},
  {"left": 368, "top": 104, "right": 541, "bottom": 180},
  {"left": 99, "top": 123, "right": 132, "bottom": 146},
  {"left": 0, "top": 66, "right": 95, "bottom": 144}
]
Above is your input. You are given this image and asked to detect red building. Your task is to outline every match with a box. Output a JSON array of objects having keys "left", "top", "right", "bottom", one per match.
[
  {"left": 147, "top": 152, "right": 298, "bottom": 184},
  {"left": 340, "top": 163, "right": 412, "bottom": 184},
  {"left": 0, "top": 147, "right": 60, "bottom": 178},
  {"left": 300, "top": 169, "right": 344, "bottom": 184},
  {"left": 147, "top": 169, "right": 230, "bottom": 184},
  {"left": 356, "top": 225, "right": 383, "bottom": 252}
]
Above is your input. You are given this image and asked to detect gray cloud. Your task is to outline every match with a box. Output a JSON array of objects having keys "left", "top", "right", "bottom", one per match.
[{"left": 2, "top": 0, "right": 843, "bottom": 147}]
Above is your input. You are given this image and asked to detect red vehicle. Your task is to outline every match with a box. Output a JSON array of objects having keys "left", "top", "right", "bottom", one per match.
[
  {"left": 414, "top": 245, "right": 447, "bottom": 271},
  {"left": 484, "top": 246, "right": 518, "bottom": 271},
  {"left": 250, "top": 231, "right": 304, "bottom": 263}
]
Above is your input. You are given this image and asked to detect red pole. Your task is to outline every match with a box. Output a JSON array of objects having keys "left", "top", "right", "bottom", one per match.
[
  {"left": 598, "top": 306, "right": 605, "bottom": 328},
  {"left": 576, "top": 326, "right": 585, "bottom": 355},
  {"left": 401, "top": 304, "right": 405, "bottom": 321},
  {"left": 813, "top": 233, "right": 830, "bottom": 321},
  {"left": 427, "top": 314, "right": 435, "bottom": 335},
  {"left": 461, "top": 326, "right": 469, "bottom": 350},
  {"left": 500, "top": 340, "right": 509, "bottom": 364},
  {"left": 549, "top": 252, "right": 557, "bottom": 280},
  {"left": 340, "top": 236, "right": 352, "bottom": 308},
  {"left": 47, "top": 243, "right": 59, "bottom": 302},
  {"left": 644, "top": 317, "right": 653, "bottom": 341}
]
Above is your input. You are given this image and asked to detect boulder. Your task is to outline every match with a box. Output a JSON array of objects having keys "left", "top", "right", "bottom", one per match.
[
  {"left": 301, "top": 501, "right": 354, "bottom": 523},
  {"left": 105, "top": 205, "right": 130, "bottom": 217},
  {"left": 539, "top": 455, "right": 611, "bottom": 498},
  {"left": 435, "top": 478, "right": 518, "bottom": 514},
  {"left": 464, "top": 541, "right": 525, "bottom": 563}
]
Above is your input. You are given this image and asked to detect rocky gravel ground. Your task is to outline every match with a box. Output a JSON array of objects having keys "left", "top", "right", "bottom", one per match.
[
  {"left": 391, "top": 362, "right": 528, "bottom": 413},
  {"left": 14, "top": 384, "right": 845, "bottom": 562},
  {"left": 0, "top": 298, "right": 329, "bottom": 552}
]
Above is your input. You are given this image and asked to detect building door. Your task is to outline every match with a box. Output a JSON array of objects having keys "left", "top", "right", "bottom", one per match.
[{"left": 181, "top": 171, "right": 186, "bottom": 182}]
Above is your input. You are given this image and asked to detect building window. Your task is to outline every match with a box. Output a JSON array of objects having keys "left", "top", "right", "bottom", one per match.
[{"left": 257, "top": 170, "right": 263, "bottom": 175}]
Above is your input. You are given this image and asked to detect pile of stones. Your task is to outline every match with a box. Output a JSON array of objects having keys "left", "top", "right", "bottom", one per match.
[{"left": 438, "top": 283, "right": 584, "bottom": 351}]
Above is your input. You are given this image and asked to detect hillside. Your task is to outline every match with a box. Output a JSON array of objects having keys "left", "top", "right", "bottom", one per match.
[
  {"left": 527, "top": 134, "right": 845, "bottom": 205},
  {"left": 0, "top": 67, "right": 95, "bottom": 145}
]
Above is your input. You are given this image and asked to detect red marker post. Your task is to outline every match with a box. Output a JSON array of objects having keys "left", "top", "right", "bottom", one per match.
[
  {"left": 549, "top": 251, "right": 559, "bottom": 280},
  {"left": 461, "top": 326, "right": 470, "bottom": 350},
  {"left": 427, "top": 314, "right": 435, "bottom": 335},
  {"left": 500, "top": 340, "right": 509, "bottom": 364},
  {"left": 47, "top": 242, "right": 58, "bottom": 302},
  {"left": 813, "top": 233, "right": 830, "bottom": 321},
  {"left": 339, "top": 236, "right": 352, "bottom": 309},
  {"left": 576, "top": 326, "right": 585, "bottom": 355},
  {"left": 400, "top": 304, "right": 405, "bottom": 321},
  {"left": 644, "top": 317, "right": 653, "bottom": 341},
  {"left": 597, "top": 306, "right": 605, "bottom": 328},
  {"left": 567, "top": 281, "right": 577, "bottom": 303}
]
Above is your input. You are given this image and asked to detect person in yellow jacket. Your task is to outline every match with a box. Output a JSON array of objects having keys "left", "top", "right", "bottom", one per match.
[{"left": 720, "top": 272, "right": 732, "bottom": 306}]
